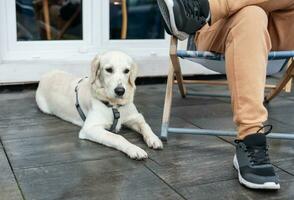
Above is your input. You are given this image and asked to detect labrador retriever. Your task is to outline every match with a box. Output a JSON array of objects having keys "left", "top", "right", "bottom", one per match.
[{"left": 36, "top": 51, "right": 163, "bottom": 160}]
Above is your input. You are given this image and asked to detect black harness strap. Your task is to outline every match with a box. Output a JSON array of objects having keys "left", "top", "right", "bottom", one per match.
[
  {"left": 109, "top": 108, "right": 120, "bottom": 132},
  {"left": 75, "top": 78, "right": 121, "bottom": 133},
  {"left": 75, "top": 78, "right": 87, "bottom": 121}
]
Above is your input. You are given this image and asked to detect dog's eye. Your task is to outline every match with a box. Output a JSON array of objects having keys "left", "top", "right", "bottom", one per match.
[
  {"left": 124, "top": 69, "right": 130, "bottom": 74},
  {"left": 105, "top": 68, "right": 113, "bottom": 73}
]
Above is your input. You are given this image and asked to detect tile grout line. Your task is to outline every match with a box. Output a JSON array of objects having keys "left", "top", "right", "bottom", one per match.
[
  {"left": 0, "top": 138, "right": 26, "bottom": 200},
  {"left": 268, "top": 116, "right": 294, "bottom": 128},
  {"left": 216, "top": 136, "right": 235, "bottom": 146},
  {"left": 272, "top": 163, "right": 294, "bottom": 177},
  {"left": 176, "top": 116, "right": 201, "bottom": 129},
  {"left": 148, "top": 157, "right": 161, "bottom": 166},
  {"left": 148, "top": 157, "right": 239, "bottom": 187},
  {"left": 144, "top": 162, "right": 188, "bottom": 200}
]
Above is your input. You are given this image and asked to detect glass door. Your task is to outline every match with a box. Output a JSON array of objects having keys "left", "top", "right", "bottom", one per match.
[
  {"left": 16, "top": 0, "right": 83, "bottom": 41},
  {"left": 109, "top": 0, "right": 164, "bottom": 40},
  {"left": 102, "top": 0, "right": 169, "bottom": 56},
  {"left": 3, "top": 0, "right": 93, "bottom": 61}
]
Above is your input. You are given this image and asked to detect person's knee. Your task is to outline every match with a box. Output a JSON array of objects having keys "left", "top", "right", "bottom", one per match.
[{"left": 238, "top": 6, "right": 268, "bottom": 28}]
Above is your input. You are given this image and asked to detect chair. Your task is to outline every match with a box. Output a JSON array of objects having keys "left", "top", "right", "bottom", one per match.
[{"left": 161, "top": 35, "right": 294, "bottom": 141}]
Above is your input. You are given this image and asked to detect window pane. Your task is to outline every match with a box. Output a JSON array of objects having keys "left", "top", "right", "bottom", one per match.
[
  {"left": 110, "top": 0, "right": 165, "bottom": 40},
  {"left": 16, "top": 0, "right": 83, "bottom": 41}
]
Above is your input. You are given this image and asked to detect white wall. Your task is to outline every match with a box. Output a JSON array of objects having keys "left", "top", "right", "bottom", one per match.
[{"left": 0, "top": 56, "right": 214, "bottom": 85}]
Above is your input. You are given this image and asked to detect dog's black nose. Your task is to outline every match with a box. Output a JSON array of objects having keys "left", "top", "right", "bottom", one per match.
[{"left": 114, "top": 87, "right": 125, "bottom": 96}]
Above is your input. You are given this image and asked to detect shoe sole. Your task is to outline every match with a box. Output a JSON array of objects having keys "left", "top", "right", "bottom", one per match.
[
  {"left": 157, "top": 0, "right": 188, "bottom": 40},
  {"left": 233, "top": 155, "right": 280, "bottom": 190}
]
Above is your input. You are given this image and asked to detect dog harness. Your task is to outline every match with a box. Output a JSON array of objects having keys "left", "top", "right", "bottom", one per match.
[{"left": 74, "top": 78, "right": 120, "bottom": 133}]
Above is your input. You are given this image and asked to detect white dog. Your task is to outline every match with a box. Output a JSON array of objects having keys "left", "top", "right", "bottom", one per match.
[{"left": 36, "top": 51, "right": 163, "bottom": 160}]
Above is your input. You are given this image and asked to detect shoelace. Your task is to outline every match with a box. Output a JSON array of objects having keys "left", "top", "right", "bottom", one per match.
[
  {"left": 235, "top": 125, "right": 273, "bottom": 166},
  {"left": 181, "top": 0, "right": 201, "bottom": 19},
  {"left": 247, "top": 144, "right": 270, "bottom": 165}
]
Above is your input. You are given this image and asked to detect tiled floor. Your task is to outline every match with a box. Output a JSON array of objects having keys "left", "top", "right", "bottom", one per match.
[{"left": 0, "top": 81, "right": 294, "bottom": 200}]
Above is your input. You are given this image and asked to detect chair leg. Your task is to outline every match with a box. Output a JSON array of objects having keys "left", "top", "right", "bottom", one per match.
[
  {"left": 170, "top": 36, "right": 186, "bottom": 98},
  {"left": 265, "top": 58, "right": 294, "bottom": 103},
  {"left": 171, "top": 55, "right": 186, "bottom": 98},
  {"left": 121, "top": 0, "right": 128, "bottom": 39},
  {"left": 285, "top": 75, "right": 293, "bottom": 93},
  {"left": 161, "top": 62, "right": 174, "bottom": 141},
  {"left": 43, "top": 0, "right": 52, "bottom": 40}
]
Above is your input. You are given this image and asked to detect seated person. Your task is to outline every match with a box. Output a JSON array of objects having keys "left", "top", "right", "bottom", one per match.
[{"left": 157, "top": 0, "right": 294, "bottom": 190}]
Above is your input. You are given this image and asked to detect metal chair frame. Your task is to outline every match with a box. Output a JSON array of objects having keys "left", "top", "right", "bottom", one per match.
[{"left": 161, "top": 36, "right": 294, "bottom": 141}]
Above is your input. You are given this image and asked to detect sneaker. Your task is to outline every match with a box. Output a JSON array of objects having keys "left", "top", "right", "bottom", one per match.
[
  {"left": 233, "top": 125, "right": 280, "bottom": 190},
  {"left": 157, "top": 0, "right": 210, "bottom": 40}
]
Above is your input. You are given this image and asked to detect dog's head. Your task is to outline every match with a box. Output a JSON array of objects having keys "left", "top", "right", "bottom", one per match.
[{"left": 90, "top": 51, "right": 138, "bottom": 105}]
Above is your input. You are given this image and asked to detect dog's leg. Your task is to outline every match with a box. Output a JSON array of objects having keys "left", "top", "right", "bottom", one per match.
[
  {"left": 79, "top": 118, "right": 148, "bottom": 160},
  {"left": 124, "top": 113, "right": 163, "bottom": 150}
]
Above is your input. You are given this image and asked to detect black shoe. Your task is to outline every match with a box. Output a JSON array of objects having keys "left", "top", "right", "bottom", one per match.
[
  {"left": 233, "top": 125, "right": 280, "bottom": 190},
  {"left": 157, "top": 0, "right": 210, "bottom": 40}
]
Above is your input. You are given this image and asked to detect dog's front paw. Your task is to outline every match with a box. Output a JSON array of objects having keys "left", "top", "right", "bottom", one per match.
[
  {"left": 125, "top": 145, "right": 148, "bottom": 160},
  {"left": 145, "top": 135, "right": 163, "bottom": 150}
]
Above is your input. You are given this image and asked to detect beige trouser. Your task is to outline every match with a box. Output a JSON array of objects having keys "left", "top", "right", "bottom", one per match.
[{"left": 195, "top": 0, "right": 294, "bottom": 139}]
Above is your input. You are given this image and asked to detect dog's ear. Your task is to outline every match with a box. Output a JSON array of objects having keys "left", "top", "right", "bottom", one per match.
[
  {"left": 129, "top": 61, "right": 138, "bottom": 88},
  {"left": 90, "top": 55, "right": 101, "bottom": 84}
]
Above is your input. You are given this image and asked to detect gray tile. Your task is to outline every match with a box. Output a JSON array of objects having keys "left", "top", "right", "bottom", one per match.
[
  {"left": 3, "top": 131, "right": 124, "bottom": 169},
  {"left": 1, "top": 82, "right": 294, "bottom": 200},
  {"left": 15, "top": 158, "right": 183, "bottom": 200},
  {"left": 268, "top": 139, "right": 294, "bottom": 163},
  {"left": 171, "top": 103, "right": 233, "bottom": 119},
  {"left": 188, "top": 116, "right": 236, "bottom": 131},
  {"left": 0, "top": 114, "right": 60, "bottom": 129},
  {"left": 266, "top": 98, "right": 294, "bottom": 124},
  {"left": 0, "top": 90, "right": 35, "bottom": 101},
  {"left": 145, "top": 136, "right": 236, "bottom": 187},
  {"left": 178, "top": 170, "right": 294, "bottom": 200},
  {"left": 135, "top": 104, "right": 163, "bottom": 120},
  {"left": 0, "top": 147, "right": 23, "bottom": 200},
  {"left": 274, "top": 158, "right": 294, "bottom": 175},
  {"left": 1, "top": 119, "right": 79, "bottom": 140},
  {"left": 0, "top": 96, "right": 41, "bottom": 120},
  {"left": 148, "top": 134, "right": 233, "bottom": 165},
  {"left": 136, "top": 84, "right": 226, "bottom": 108},
  {"left": 144, "top": 116, "right": 200, "bottom": 135},
  {"left": 3, "top": 126, "right": 164, "bottom": 169}
]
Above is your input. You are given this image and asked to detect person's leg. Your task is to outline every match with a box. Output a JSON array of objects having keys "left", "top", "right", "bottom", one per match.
[
  {"left": 196, "top": 0, "right": 294, "bottom": 138},
  {"left": 196, "top": 6, "right": 281, "bottom": 189},
  {"left": 194, "top": 3, "right": 293, "bottom": 189},
  {"left": 196, "top": 6, "right": 271, "bottom": 139},
  {"left": 208, "top": 0, "right": 293, "bottom": 24}
]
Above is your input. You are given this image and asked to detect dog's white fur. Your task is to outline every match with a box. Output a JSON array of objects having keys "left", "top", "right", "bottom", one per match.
[{"left": 36, "top": 51, "right": 163, "bottom": 160}]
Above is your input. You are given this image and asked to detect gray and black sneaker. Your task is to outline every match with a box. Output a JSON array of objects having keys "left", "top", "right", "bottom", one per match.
[
  {"left": 157, "top": 0, "right": 211, "bottom": 40},
  {"left": 233, "top": 125, "right": 280, "bottom": 190}
]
